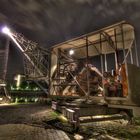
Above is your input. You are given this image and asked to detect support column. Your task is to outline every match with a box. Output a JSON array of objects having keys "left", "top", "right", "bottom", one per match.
[
  {"left": 86, "top": 36, "right": 90, "bottom": 98},
  {"left": 104, "top": 53, "right": 108, "bottom": 72},
  {"left": 114, "top": 52, "right": 118, "bottom": 70},
  {"left": 100, "top": 34, "right": 104, "bottom": 74},
  {"left": 129, "top": 48, "right": 134, "bottom": 64},
  {"left": 120, "top": 24, "right": 128, "bottom": 97},
  {"left": 121, "top": 25, "right": 126, "bottom": 64},
  {"left": 134, "top": 38, "right": 139, "bottom": 67},
  {"left": 100, "top": 34, "right": 104, "bottom": 96},
  {"left": 114, "top": 28, "right": 119, "bottom": 70},
  {"left": 3, "top": 37, "right": 10, "bottom": 80}
]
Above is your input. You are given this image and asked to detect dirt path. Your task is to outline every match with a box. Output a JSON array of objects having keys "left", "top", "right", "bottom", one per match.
[
  {"left": 0, "top": 103, "right": 70, "bottom": 140},
  {"left": 0, "top": 103, "right": 140, "bottom": 140}
]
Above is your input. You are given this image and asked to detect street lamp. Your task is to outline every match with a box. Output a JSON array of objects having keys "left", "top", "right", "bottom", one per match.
[{"left": 1, "top": 26, "right": 25, "bottom": 52}]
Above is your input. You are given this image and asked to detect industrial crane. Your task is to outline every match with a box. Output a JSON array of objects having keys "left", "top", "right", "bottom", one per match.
[{"left": 1, "top": 26, "right": 50, "bottom": 94}]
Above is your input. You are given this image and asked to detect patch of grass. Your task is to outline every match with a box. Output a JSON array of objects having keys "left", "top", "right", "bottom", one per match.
[
  {"left": 116, "top": 129, "right": 132, "bottom": 139},
  {"left": 43, "top": 111, "right": 60, "bottom": 121},
  {"left": 108, "top": 126, "right": 140, "bottom": 139},
  {"left": 51, "top": 111, "right": 60, "bottom": 118},
  {"left": 134, "top": 117, "right": 140, "bottom": 125},
  {"left": 129, "top": 126, "right": 140, "bottom": 137}
]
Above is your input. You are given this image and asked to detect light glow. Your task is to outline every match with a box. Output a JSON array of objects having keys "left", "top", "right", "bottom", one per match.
[
  {"left": 1, "top": 26, "right": 44, "bottom": 80},
  {"left": 0, "top": 103, "right": 10, "bottom": 106},
  {"left": 7, "top": 96, "right": 11, "bottom": 99},
  {"left": 16, "top": 74, "right": 21, "bottom": 87},
  {"left": 2, "top": 26, "right": 11, "bottom": 35},
  {"left": 69, "top": 49, "right": 74, "bottom": 55},
  {"left": 0, "top": 83, "right": 6, "bottom": 86}
]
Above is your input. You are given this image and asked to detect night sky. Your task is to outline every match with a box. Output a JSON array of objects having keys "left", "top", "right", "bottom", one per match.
[{"left": 0, "top": 0, "right": 140, "bottom": 80}]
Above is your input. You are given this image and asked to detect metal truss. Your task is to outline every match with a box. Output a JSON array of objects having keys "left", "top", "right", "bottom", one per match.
[
  {"left": 11, "top": 32, "right": 50, "bottom": 83},
  {"left": 5, "top": 31, "right": 51, "bottom": 94}
]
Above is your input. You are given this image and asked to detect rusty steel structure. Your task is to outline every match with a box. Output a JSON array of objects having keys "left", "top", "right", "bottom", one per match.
[
  {"left": 50, "top": 21, "right": 140, "bottom": 118},
  {"left": 50, "top": 21, "right": 139, "bottom": 97},
  {"left": 1, "top": 21, "right": 140, "bottom": 118}
]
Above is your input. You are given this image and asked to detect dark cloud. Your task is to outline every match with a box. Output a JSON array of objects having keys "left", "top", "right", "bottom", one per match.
[
  {"left": 0, "top": 0, "right": 139, "bottom": 46},
  {"left": 0, "top": 0, "right": 140, "bottom": 79}
]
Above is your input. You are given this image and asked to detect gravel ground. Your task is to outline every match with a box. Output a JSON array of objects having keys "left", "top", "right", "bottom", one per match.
[
  {"left": 0, "top": 103, "right": 53, "bottom": 125},
  {"left": 0, "top": 103, "right": 140, "bottom": 140},
  {"left": 0, "top": 103, "right": 70, "bottom": 140}
]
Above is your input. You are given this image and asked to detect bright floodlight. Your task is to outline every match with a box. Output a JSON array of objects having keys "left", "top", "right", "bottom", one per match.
[
  {"left": 69, "top": 49, "right": 74, "bottom": 55},
  {"left": 2, "top": 26, "right": 11, "bottom": 35}
]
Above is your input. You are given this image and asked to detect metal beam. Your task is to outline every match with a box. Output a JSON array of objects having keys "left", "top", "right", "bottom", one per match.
[{"left": 86, "top": 36, "right": 90, "bottom": 98}]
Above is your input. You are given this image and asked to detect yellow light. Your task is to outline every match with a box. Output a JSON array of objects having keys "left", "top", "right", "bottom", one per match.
[
  {"left": 69, "top": 49, "right": 74, "bottom": 55},
  {"left": 0, "top": 83, "right": 6, "bottom": 86},
  {"left": 2, "top": 26, "right": 11, "bottom": 35},
  {"left": 16, "top": 75, "right": 21, "bottom": 87},
  {"left": 0, "top": 103, "right": 10, "bottom": 106}
]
